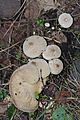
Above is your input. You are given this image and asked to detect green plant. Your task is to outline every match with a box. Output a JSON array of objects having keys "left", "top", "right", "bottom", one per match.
[
  {"left": 52, "top": 105, "right": 73, "bottom": 120},
  {"left": 0, "top": 89, "right": 7, "bottom": 100},
  {"left": 7, "top": 104, "right": 16, "bottom": 120},
  {"left": 36, "top": 19, "right": 44, "bottom": 27}
]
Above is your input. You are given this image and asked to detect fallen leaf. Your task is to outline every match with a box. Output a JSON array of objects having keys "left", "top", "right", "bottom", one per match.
[
  {"left": 0, "top": 102, "right": 8, "bottom": 114},
  {"left": 51, "top": 31, "right": 67, "bottom": 43},
  {"left": 37, "top": 0, "right": 60, "bottom": 11},
  {"left": 52, "top": 105, "right": 73, "bottom": 120},
  {"left": 24, "top": 0, "right": 40, "bottom": 20}
]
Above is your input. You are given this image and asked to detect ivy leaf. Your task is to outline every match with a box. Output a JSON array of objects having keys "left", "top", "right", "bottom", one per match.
[
  {"left": 52, "top": 105, "right": 73, "bottom": 120},
  {"left": 7, "top": 104, "right": 16, "bottom": 120}
]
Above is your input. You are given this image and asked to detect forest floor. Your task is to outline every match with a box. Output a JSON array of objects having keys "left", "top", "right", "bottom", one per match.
[{"left": 0, "top": 0, "right": 80, "bottom": 120}]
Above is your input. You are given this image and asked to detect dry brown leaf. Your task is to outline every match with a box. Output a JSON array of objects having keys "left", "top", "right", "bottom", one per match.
[
  {"left": 24, "top": 0, "right": 40, "bottom": 20},
  {"left": 0, "top": 102, "right": 8, "bottom": 114},
  {"left": 37, "top": 0, "right": 60, "bottom": 11},
  {"left": 51, "top": 31, "right": 67, "bottom": 43}
]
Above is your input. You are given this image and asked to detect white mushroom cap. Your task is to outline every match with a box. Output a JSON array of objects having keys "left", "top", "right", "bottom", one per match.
[
  {"left": 9, "top": 77, "right": 38, "bottom": 112},
  {"left": 49, "top": 59, "right": 63, "bottom": 75},
  {"left": 45, "top": 22, "right": 50, "bottom": 27},
  {"left": 28, "top": 58, "right": 50, "bottom": 79},
  {"left": 9, "top": 64, "right": 46, "bottom": 112},
  {"left": 42, "top": 45, "right": 61, "bottom": 60},
  {"left": 11, "top": 64, "right": 39, "bottom": 85},
  {"left": 58, "top": 13, "right": 73, "bottom": 28},
  {"left": 23, "top": 35, "right": 47, "bottom": 58}
]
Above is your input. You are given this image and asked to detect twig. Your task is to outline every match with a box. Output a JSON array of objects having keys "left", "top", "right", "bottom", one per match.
[
  {"left": 2, "top": 0, "right": 34, "bottom": 40},
  {"left": 44, "top": 36, "right": 52, "bottom": 41},
  {"left": 0, "top": 41, "right": 22, "bottom": 53},
  {"left": 71, "top": 32, "right": 80, "bottom": 44},
  {"left": 0, "top": 64, "right": 18, "bottom": 71},
  {"left": 10, "top": 109, "right": 16, "bottom": 120}
]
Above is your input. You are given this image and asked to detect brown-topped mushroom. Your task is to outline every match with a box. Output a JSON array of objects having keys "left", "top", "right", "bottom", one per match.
[
  {"left": 28, "top": 58, "right": 50, "bottom": 79},
  {"left": 42, "top": 45, "right": 61, "bottom": 60},
  {"left": 49, "top": 59, "right": 63, "bottom": 75},
  {"left": 23, "top": 35, "right": 47, "bottom": 58}
]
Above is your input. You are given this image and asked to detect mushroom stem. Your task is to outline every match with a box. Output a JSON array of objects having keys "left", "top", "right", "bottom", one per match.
[{"left": 40, "top": 69, "right": 45, "bottom": 86}]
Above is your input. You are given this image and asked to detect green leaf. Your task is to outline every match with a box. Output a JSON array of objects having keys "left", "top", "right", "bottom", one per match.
[
  {"left": 7, "top": 104, "right": 16, "bottom": 120},
  {"left": 29, "top": 112, "right": 35, "bottom": 117},
  {"left": 34, "top": 91, "right": 39, "bottom": 100},
  {"left": 3, "top": 89, "right": 7, "bottom": 98},
  {"left": 36, "top": 19, "right": 44, "bottom": 27},
  {"left": 0, "top": 90, "right": 3, "bottom": 100},
  {"left": 0, "top": 89, "right": 7, "bottom": 100},
  {"left": 16, "top": 52, "right": 21, "bottom": 60},
  {"left": 52, "top": 105, "right": 73, "bottom": 120}
]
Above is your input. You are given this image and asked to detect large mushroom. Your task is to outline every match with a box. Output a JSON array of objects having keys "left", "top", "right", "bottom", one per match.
[
  {"left": 9, "top": 64, "right": 44, "bottom": 112},
  {"left": 49, "top": 59, "right": 63, "bottom": 75},
  {"left": 58, "top": 13, "right": 73, "bottom": 28},
  {"left": 28, "top": 58, "right": 50, "bottom": 79},
  {"left": 10, "top": 64, "right": 39, "bottom": 85},
  {"left": 23, "top": 35, "right": 47, "bottom": 58},
  {"left": 9, "top": 81, "right": 38, "bottom": 112},
  {"left": 42, "top": 45, "right": 61, "bottom": 60}
]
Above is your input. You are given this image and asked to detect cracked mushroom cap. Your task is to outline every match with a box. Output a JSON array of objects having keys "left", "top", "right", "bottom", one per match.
[
  {"left": 23, "top": 35, "right": 47, "bottom": 58},
  {"left": 58, "top": 13, "right": 73, "bottom": 28},
  {"left": 9, "top": 80, "right": 38, "bottom": 112},
  {"left": 28, "top": 58, "right": 50, "bottom": 79},
  {"left": 9, "top": 64, "right": 45, "bottom": 112},
  {"left": 42, "top": 45, "right": 61, "bottom": 60},
  {"left": 49, "top": 59, "right": 63, "bottom": 75}
]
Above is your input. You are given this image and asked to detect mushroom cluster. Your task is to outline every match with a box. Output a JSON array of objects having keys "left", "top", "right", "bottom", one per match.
[{"left": 9, "top": 35, "right": 63, "bottom": 112}]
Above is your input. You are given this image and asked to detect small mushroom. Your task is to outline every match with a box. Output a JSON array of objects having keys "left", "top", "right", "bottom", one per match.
[
  {"left": 45, "top": 22, "right": 50, "bottom": 27},
  {"left": 42, "top": 45, "right": 61, "bottom": 60},
  {"left": 9, "top": 64, "right": 45, "bottom": 112},
  {"left": 28, "top": 58, "right": 50, "bottom": 79},
  {"left": 49, "top": 59, "right": 63, "bottom": 75},
  {"left": 58, "top": 13, "right": 73, "bottom": 28},
  {"left": 23, "top": 35, "right": 47, "bottom": 58}
]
